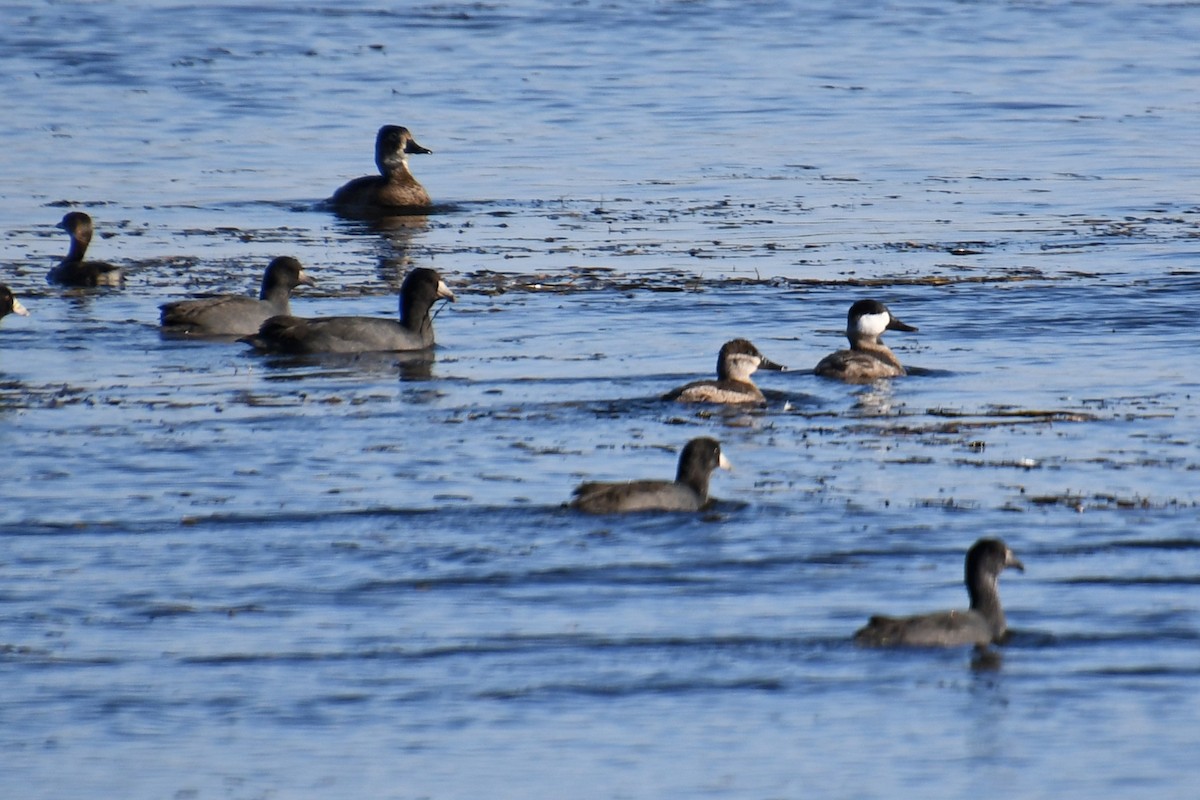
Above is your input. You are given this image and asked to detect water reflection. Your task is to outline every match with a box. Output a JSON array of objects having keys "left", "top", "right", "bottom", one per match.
[
  {"left": 971, "top": 646, "right": 1005, "bottom": 673},
  {"left": 962, "top": 662, "right": 1013, "bottom": 798},
  {"left": 372, "top": 213, "right": 430, "bottom": 234},
  {"left": 254, "top": 350, "right": 437, "bottom": 381},
  {"left": 851, "top": 381, "right": 900, "bottom": 416}
]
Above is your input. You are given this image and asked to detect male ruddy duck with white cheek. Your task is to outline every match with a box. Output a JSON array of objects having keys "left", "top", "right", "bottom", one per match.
[{"left": 814, "top": 299, "right": 917, "bottom": 383}]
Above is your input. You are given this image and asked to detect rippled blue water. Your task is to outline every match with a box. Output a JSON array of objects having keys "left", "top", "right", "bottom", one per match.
[{"left": 2, "top": 1, "right": 1200, "bottom": 798}]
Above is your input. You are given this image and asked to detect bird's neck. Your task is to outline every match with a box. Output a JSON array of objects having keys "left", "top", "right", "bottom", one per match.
[
  {"left": 968, "top": 575, "right": 1006, "bottom": 635},
  {"left": 65, "top": 235, "right": 90, "bottom": 263},
  {"left": 848, "top": 335, "right": 901, "bottom": 368},
  {"left": 676, "top": 464, "right": 710, "bottom": 498}
]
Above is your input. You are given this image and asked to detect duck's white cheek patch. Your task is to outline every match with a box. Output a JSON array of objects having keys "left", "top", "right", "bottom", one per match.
[{"left": 855, "top": 311, "right": 890, "bottom": 337}]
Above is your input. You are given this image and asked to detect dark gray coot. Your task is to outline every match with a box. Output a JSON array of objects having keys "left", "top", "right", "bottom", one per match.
[
  {"left": 854, "top": 537, "right": 1024, "bottom": 648},
  {"left": 239, "top": 267, "right": 455, "bottom": 354},
  {"left": 569, "top": 437, "right": 731, "bottom": 514},
  {"left": 160, "top": 256, "right": 316, "bottom": 336},
  {"left": 0, "top": 285, "right": 29, "bottom": 322}
]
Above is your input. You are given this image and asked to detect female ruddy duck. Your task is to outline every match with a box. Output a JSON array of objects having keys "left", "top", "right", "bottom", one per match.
[
  {"left": 48, "top": 212, "right": 123, "bottom": 287},
  {"left": 0, "top": 285, "right": 29, "bottom": 322},
  {"left": 569, "top": 437, "right": 731, "bottom": 514},
  {"left": 330, "top": 125, "right": 432, "bottom": 216},
  {"left": 814, "top": 299, "right": 917, "bottom": 383},
  {"left": 664, "top": 338, "right": 785, "bottom": 405},
  {"left": 160, "top": 256, "right": 316, "bottom": 337}
]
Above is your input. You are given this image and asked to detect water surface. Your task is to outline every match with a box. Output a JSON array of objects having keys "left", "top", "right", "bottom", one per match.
[{"left": 2, "top": 2, "right": 1199, "bottom": 798}]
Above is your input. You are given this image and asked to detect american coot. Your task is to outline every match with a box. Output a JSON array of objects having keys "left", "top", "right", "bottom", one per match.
[
  {"left": 1, "top": 285, "right": 29, "bottom": 321},
  {"left": 569, "top": 437, "right": 731, "bottom": 514},
  {"left": 854, "top": 538, "right": 1024, "bottom": 648},
  {"left": 159, "top": 256, "right": 316, "bottom": 336},
  {"left": 663, "top": 338, "right": 785, "bottom": 405},
  {"left": 48, "top": 212, "right": 124, "bottom": 287},
  {"left": 239, "top": 267, "right": 454, "bottom": 354},
  {"left": 814, "top": 299, "right": 917, "bottom": 383},
  {"left": 330, "top": 125, "right": 432, "bottom": 216}
]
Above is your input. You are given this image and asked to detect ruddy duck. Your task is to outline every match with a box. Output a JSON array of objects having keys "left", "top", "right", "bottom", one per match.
[
  {"left": 240, "top": 267, "right": 454, "bottom": 354},
  {"left": 663, "top": 338, "right": 784, "bottom": 405},
  {"left": 160, "top": 256, "right": 316, "bottom": 337},
  {"left": 0, "top": 285, "right": 29, "bottom": 322},
  {"left": 330, "top": 125, "right": 432, "bottom": 216},
  {"left": 569, "top": 437, "right": 731, "bottom": 514},
  {"left": 48, "top": 212, "right": 123, "bottom": 287},
  {"left": 814, "top": 299, "right": 917, "bottom": 383},
  {"left": 854, "top": 538, "right": 1024, "bottom": 648}
]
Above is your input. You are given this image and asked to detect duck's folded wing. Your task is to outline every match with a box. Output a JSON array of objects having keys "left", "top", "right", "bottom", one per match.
[
  {"left": 242, "top": 315, "right": 424, "bottom": 354},
  {"left": 570, "top": 480, "right": 700, "bottom": 513},
  {"left": 855, "top": 610, "right": 991, "bottom": 648},
  {"left": 161, "top": 295, "right": 265, "bottom": 334}
]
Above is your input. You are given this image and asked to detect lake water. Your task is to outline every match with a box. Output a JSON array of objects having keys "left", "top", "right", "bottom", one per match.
[{"left": 2, "top": 1, "right": 1199, "bottom": 797}]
